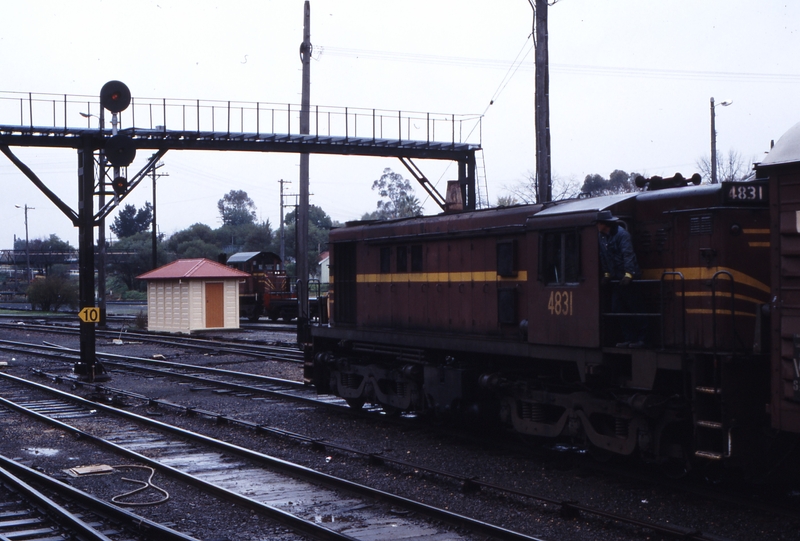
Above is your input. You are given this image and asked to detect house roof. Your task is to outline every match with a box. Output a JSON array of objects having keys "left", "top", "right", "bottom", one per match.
[{"left": 137, "top": 258, "right": 251, "bottom": 281}]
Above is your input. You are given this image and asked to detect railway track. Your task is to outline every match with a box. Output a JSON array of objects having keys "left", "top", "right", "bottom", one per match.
[
  {"left": 0, "top": 372, "right": 545, "bottom": 541},
  {"left": 0, "top": 321, "right": 304, "bottom": 363},
  {"left": 15, "top": 360, "right": 761, "bottom": 541},
  {"left": 0, "top": 338, "right": 354, "bottom": 414},
  {"left": 0, "top": 326, "right": 794, "bottom": 539},
  {"left": 0, "top": 451, "right": 198, "bottom": 541}
]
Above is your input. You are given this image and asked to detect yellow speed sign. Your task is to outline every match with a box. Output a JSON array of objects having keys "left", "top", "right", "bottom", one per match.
[{"left": 78, "top": 307, "right": 101, "bottom": 323}]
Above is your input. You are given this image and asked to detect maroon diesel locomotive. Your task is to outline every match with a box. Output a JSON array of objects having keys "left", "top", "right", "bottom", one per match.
[{"left": 304, "top": 122, "right": 800, "bottom": 468}]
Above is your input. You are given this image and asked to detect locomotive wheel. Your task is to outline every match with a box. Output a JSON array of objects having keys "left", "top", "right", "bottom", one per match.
[
  {"left": 345, "top": 397, "right": 365, "bottom": 410},
  {"left": 380, "top": 404, "right": 402, "bottom": 416},
  {"left": 660, "top": 458, "right": 690, "bottom": 479},
  {"left": 248, "top": 307, "right": 261, "bottom": 322},
  {"left": 588, "top": 443, "right": 616, "bottom": 463}
]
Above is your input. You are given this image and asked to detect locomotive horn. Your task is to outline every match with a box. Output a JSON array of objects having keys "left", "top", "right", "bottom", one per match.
[{"left": 637, "top": 173, "right": 703, "bottom": 191}]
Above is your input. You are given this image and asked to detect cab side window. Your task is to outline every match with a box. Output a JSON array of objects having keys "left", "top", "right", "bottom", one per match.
[
  {"left": 380, "top": 246, "right": 391, "bottom": 273},
  {"left": 396, "top": 246, "right": 408, "bottom": 272},
  {"left": 539, "top": 230, "right": 581, "bottom": 285},
  {"left": 410, "top": 245, "right": 423, "bottom": 272}
]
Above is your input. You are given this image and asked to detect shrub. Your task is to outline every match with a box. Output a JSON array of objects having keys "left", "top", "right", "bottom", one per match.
[
  {"left": 134, "top": 310, "right": 148, "bottom": 330},
  {"left": 26, "top": 275, "right": 78, "bottom": 312}
]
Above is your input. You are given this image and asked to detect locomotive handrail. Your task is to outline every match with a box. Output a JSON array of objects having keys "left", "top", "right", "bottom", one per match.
[
  {"left": 710, "top": 270, "right": 742, "bottom": 355},
  {"left": 660, "top": 272, "right": 686, "bottom": 354},
  {"left": 709, "top": 270, "right": 739, "bottom": 460}
]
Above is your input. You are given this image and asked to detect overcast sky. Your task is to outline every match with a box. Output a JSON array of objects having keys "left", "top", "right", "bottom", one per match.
[{"left": 1, "top": 0, "right": 798, "bottom": 250}]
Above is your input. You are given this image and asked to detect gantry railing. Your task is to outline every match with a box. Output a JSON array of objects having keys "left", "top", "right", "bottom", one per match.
[{"left": 0, "top": 90, "right": 482, "bottom": 148}]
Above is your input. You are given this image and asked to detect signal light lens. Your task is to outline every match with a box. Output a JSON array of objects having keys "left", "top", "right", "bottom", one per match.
[
  {"left": 105, "top": 134, "right": 136, "bottom": 166},
  {"left": 100, "top": 81, "right": 131, "bottom": 113},
  {"left": 112, "top": 176, "right": 128, "bottom": 195}
]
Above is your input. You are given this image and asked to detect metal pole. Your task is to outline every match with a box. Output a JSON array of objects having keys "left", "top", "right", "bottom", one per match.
[
  {"left": 152, "top": 163, "right": 158, "bottom": 269},
  {"left": 279, "top": 179, "right": 288, "bottom": 265},
  {"left": 97, "top": 108, "right": 107, "bottom": 327},
  {"left": 710, "top": 97, "right": 717, "bottom": 184},
  {"left": 76, "top": 137, "right": 107, "bottom": 381},
  {"left": 23, "top": 205, "right": 31, "bottom": 282}
]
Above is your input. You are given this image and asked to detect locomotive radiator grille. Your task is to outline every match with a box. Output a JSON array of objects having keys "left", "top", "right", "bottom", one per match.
[
  {"left": 520, "top": 402, "right": 545, "bottom": 423},
  {"left": 340, "top": 373, "right": 362, "bottom": 389}
]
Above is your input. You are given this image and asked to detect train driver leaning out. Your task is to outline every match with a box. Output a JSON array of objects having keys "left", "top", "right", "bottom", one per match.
[{"left": 596, "top": 210, "right": 646, "bottom": 348}]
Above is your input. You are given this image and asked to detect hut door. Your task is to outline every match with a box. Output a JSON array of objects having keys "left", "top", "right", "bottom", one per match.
[{"left": 205, "top": 282, "right": 224, "bottom": 328}]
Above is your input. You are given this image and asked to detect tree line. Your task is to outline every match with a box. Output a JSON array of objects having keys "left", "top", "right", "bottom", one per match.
[
  {"left": 498, "top": 148, "right": 757, "bottom": 205},
  {"left": 6, "top": 167, "right": 424, "bottom": 309}
]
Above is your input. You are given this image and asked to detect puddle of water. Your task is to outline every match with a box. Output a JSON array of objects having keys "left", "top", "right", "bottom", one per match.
[{"left": 23, "top": 447, "right": 60, "bottom": 457}]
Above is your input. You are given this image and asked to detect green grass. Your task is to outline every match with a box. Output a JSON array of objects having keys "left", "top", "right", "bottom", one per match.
[{"left": 0, "top": 308, "right": 65, "bottom": 317}]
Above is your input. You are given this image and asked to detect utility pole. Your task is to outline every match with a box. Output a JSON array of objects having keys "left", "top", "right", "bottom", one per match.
[
  {"left": 532, "top": 0, "right": 552, "bottom": 203},
  {"left": 151, "top": 158, "right": 167, "bottom": 269},
  {"left": 709, "top": 97, "right": 731, "bottom": 184},
  {"left": 297, "top": 0, "right": 311, "bottom": 341},
  {"left": 278, "top": 178, "right": 290, "bottom": 265},
  {"left": 14, "top": 204, "right": 34, "bottom": 282}
]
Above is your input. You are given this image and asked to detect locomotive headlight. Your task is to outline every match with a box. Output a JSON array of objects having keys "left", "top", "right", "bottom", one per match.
[{"left": 730, "top": 223, "right": 742, "bottom": 236}]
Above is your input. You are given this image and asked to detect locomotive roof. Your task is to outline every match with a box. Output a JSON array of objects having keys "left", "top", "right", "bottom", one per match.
[
  {"left": 226, "top": 251, "right": 281, "bottom": 264},
  {"left": 534, "top": 192, "right": 637, "bottom": 216},
  {"left": 759, "top": 120, "right": 800, "bottom": 167}
]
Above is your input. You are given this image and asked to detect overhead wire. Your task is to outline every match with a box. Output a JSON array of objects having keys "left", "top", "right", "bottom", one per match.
[
  {"left": 420, "top": 35, "right": 535, "bottom": 208},
  {"left": 318, "top": 45, "right": 800, "bottom": 84}
]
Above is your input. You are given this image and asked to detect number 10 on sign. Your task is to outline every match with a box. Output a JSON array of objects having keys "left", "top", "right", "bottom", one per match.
[{"left": 78, "top": 307, "right": 101, "bottom": 323}]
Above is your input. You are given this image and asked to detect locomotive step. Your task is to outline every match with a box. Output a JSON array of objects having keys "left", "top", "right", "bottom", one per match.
[
  {"left": 696, "top": 420, "right": 723, "bottom": 429},
  {"left": 694, "top": 450, "right": 724, "bottom": 460},
  {"left": 695, "top": 386, "right": 722, "bottom": 395}
]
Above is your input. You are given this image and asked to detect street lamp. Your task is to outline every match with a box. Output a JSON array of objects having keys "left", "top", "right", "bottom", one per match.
[
  {"left": 710, "top": 97, "right": 732, "bottom": 184},
  {"left": 14, "top": 204, "right": 34, "bottom": 282}
]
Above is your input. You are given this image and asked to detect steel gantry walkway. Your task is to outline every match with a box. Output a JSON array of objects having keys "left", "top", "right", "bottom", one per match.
[
  {"left": 0, "top": 89, "right": 483, "bottom": 209},
  {"left": 0, "top": 84, "right": 483, "bottom": 380}
]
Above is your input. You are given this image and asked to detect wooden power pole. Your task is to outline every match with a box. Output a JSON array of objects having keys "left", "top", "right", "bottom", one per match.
[
  {"left": 533, "top": 0, "right": 552, "bottom": 203},
  {"left": 297, "top": 0, "right": 311, "bottom": 341}
]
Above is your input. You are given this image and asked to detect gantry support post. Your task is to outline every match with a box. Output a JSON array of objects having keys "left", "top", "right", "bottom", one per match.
[
  {"left": 456, "top": 153, "right": 477, "bottom": 211},
  {"left": 75, "top": 137, "right": 106, "bottom": 381}
]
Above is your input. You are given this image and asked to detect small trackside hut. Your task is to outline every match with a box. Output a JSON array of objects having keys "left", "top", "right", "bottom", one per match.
[{"left": 137, "top": 258, "right": 250, "bottom": 333}]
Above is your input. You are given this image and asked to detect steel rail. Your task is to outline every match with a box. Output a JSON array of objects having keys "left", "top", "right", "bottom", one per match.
[
  {"left": 0, "top": 321, "right": 304, "bottom": 362},
  {"left": 0, "top": 455, "right": 199, "bottom": 541},
  {"left": 0, "top": 338, "right": 304, "bottom": 389},
  {"left": 0, "top": 372, "right": 545, "bottom": 541},
  {"left": 41, "top": 371, "right": 747, "bottom": 541},
  {"left": 26, "top": 367, "right": 742, "bottom": 541},
  {"left": 0, "top": 463, "right": 115, "bottom": 541},
  {"left": 0, "top": 338, "right": 357, "bottom": 413}
]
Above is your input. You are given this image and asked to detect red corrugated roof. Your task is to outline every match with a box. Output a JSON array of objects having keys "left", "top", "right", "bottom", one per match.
[{"left": 137, "top": 258, "right": 251, "bottom": 280}]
